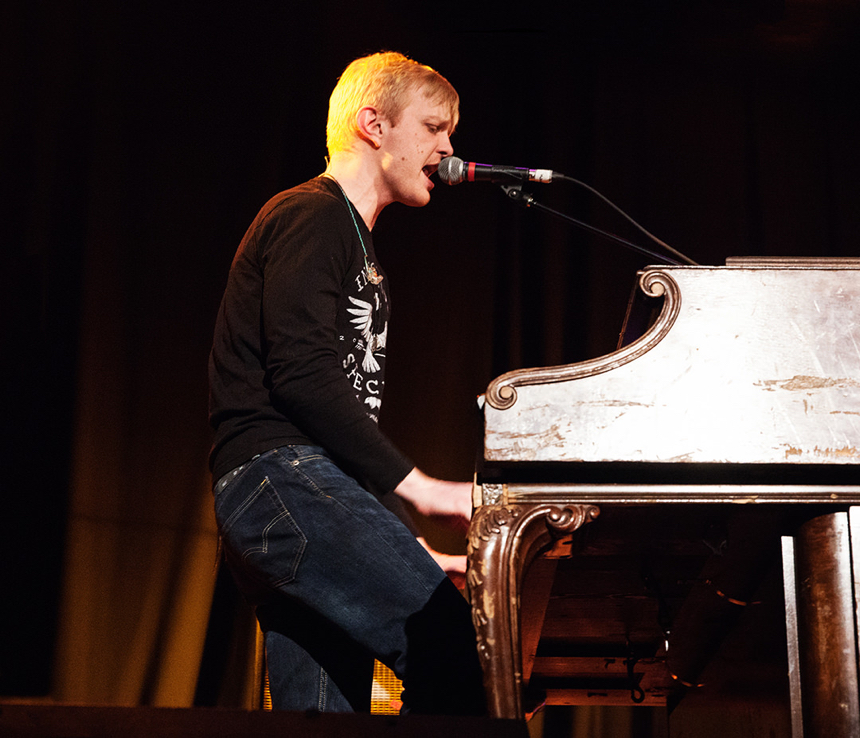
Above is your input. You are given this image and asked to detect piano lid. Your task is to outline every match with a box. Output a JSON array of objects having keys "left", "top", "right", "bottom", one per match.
[{"left": 484, "top": 259, "right": 860, "bottom": 466}]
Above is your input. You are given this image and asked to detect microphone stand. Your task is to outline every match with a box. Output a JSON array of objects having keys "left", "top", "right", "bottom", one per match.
[{"left": 500, "top": 184, "right": 684, "bottom": 266}]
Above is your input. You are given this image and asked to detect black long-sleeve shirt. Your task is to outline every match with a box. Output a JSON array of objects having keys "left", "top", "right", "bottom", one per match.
[{"left": 208, "top": 176, "right": 413, "bottom": 493}]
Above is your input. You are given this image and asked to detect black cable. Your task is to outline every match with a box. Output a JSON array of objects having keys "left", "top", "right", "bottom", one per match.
[
  {"left": 499, "top": 175, "right": 700, "bottom": 267},
  {"left": 556, "top": 173, "right": 699, "bottom": 266}
]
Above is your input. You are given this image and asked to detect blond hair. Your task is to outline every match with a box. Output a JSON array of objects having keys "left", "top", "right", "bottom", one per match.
[{"left": 326, "top": 51, "right": 459, "bottom": 155}]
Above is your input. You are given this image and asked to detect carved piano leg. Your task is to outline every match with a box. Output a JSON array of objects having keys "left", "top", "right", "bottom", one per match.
[{"left": 467, "top": 503, "right": 600, "bottom": 719}]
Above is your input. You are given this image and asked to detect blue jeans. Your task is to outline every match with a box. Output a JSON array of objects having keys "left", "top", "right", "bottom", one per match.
[{"left": 213, "top": 445, "right": 485, "bottom": 714}]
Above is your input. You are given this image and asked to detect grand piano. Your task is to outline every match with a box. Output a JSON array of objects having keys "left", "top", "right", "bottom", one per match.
[{"left": 467, "top": 258, "right": 860, "bottom": 736}]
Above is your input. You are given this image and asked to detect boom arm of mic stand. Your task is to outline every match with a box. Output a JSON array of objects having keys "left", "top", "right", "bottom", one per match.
[{"left": 500, "top": 184, "right": 683, "bottom": 266}]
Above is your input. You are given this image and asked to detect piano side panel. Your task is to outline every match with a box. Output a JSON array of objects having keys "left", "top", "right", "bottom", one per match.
[{"left": 485, "top": 266, "right": 860, "bottom": 465}]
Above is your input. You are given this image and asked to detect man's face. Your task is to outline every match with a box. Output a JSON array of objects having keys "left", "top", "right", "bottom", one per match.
[{"left": 376, "top": 89, "right": 455, "bottom": 208}]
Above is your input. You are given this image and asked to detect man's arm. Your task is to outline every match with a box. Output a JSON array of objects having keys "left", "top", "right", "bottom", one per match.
[
  {"left": 394, "top": 468, "right": 472, "bottom": 532},
  {"left": 397, "top": 469, "right": 472, "bottom": 588}
]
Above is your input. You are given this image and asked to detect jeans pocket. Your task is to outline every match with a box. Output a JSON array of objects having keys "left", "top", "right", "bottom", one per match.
[{"left": 217, "top": 476, "right": 307, "bottom": 588}]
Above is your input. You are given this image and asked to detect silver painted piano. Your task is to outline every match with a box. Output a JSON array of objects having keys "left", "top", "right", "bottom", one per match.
[{"left": 467, "top": 258, "right": 860, "bottom": 735}]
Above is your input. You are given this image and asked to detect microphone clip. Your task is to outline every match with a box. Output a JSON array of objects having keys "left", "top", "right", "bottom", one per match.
[{"left": 501, "top": 184, "right": 535, "bottom": 207}]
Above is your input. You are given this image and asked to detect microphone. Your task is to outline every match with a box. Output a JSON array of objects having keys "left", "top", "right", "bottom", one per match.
[{"left": 437, "top": 156, "right": 557, "bottom": 185}]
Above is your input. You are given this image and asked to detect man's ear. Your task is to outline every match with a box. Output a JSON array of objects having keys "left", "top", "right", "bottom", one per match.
[{"left": 355, "top": 106, "right": 384, "bottom": 150}]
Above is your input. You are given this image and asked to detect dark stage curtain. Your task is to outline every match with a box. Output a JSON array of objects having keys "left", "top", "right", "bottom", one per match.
[{"left": 3, "top": 1, "right": 858, "bottom": 726}]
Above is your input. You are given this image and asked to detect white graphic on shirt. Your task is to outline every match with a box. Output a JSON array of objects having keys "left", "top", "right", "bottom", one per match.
[
  {"left": 363, "top": 379, "right": 382, "bottom": 413},
  {"left": 347, "top": 295, "right": 388, "bottom": 373},
  {"left": 365, "top": 396, "right": 382, "bottom": 411}
]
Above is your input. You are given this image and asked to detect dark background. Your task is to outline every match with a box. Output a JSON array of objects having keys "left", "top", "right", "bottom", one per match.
[{"left": 3, "top": 0, "right": 859, "bottom": 700}]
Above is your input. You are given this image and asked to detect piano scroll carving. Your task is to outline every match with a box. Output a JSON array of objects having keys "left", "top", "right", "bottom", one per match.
[{"left": 486, "top": 269, "right": 681, "bottom": 410}]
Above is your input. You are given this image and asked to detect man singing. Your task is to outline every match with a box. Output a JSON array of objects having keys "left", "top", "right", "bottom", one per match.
[{"left": 208, "top": 51, "right": 486, "bottom": 715}]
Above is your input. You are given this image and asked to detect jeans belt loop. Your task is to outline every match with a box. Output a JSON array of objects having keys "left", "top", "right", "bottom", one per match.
[{"left": 214, "top": 462, "right": 249, "bottom": 494}]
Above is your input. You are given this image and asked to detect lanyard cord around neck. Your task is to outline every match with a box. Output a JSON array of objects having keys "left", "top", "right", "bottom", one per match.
[{"left": 321, "top": 173, "right": 383, "bottom": 286}]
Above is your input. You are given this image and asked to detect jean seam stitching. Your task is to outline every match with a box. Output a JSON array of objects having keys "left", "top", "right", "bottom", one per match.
[{"left": 318, "top": 669, "right": 327, "bottom": 711}]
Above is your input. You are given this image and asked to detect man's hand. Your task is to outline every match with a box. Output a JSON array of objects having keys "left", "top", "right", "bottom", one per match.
[
  {"left": 416, "top": 537, "right": 467, "bottom": 589},
  {"left": 394, "top": 468, "right": 472, "bottom": 533}
]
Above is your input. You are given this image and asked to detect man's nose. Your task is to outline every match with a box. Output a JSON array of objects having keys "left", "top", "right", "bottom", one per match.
[{"left": 438, "top": 132, "right": 453, "bottom": 158}]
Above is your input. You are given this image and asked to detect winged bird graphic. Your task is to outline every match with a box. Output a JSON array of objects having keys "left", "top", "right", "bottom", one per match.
[{"left": 348, "top": 296, "right": 387, "bottom": 373}]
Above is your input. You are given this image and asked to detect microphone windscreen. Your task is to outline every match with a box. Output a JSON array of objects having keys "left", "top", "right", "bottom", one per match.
[{"left": 437, "top": 156, "right": 465, "bottom": 185}]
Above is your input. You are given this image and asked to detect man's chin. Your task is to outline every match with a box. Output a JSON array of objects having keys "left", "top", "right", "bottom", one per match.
[{"left": 400, "top": 191, "right": 432, "bottom": 208}]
